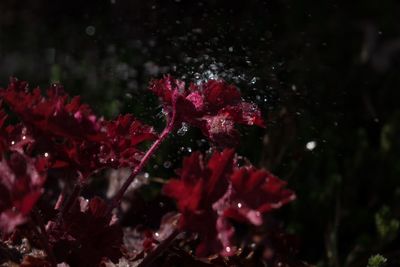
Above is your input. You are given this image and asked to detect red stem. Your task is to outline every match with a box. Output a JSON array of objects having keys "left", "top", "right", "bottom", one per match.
[
  {"left": 137, "top": 229, "right": 180, "bottom": 267},
  {"left": 31, "top": 210, "right": 57, "bottom": 267},
  {"left": 109, "top": 114, "right": 176, "bottom": 212},
  {"left": 57, "top": 184, "right": 81, "bottom": 221}
]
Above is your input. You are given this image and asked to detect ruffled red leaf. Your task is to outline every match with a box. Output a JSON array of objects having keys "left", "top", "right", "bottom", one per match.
[
  {"left": 150, "top": 76, "right": 265, "bottom": 147},
  {"left": 0, "top": 152, "right": 47, "bottom": 233},
  {"left": 0, "top": 79, "right": 104, "bottom": 142},
  {"left": 229, "top": 168, "right": 296, "bottom": 214},
  {"left": 0, "top": 78, "right": 157, "bottom": 180},
  {"left": 104, "top": 114, "right": 157, "bottom": 168},
  {"left": 47, "top": 197, "right": 123, "bottom": 267},
  {"left": 163, "top": 149, "right": 295, "bottom": 257}
]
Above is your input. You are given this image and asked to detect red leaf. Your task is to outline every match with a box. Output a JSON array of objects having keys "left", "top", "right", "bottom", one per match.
[
  {"left": 163, "top": 149, "right": 295, "bottom": 257},
  {"left": 0, "top": 78, "right": 156, "bottom": 180},
  {"left": 47, "top": 197, "right": 123, "bottom": 267},
  {"left": 1, "top": 79, "right": 104, "bottom": 142},
  {"left": 229, "top": 168, "right": 296, "bottom": 214},
  {"left": 0, "top": 151, "right": 47, "bottom": 233},
  {"left": 150, "top": 76, "right": 265, "bottom": 147}
]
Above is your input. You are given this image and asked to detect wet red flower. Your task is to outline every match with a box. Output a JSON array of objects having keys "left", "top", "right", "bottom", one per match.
[{"left": 150, "top": 76, "right": 265, "bottom": 146}]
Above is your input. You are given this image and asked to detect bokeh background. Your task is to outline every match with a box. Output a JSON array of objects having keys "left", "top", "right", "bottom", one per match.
[{"left": 0, "top": 1, "right": 399, "bottom": 266}]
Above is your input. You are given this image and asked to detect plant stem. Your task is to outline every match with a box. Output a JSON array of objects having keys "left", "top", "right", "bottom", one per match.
[
  {"left": 31, "top": 209, "right": 57, "bottom": 267},
  {"left": 109, "top": 114, "right": 176, "bottom": 212},
  {"left": 137, "top": 229, "right": 180, "bottom": 267},
  {"left": 58, "top": 184, "right": 81, "bottom": 220}
]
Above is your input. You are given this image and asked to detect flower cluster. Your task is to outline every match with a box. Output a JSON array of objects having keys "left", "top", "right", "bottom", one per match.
[
  {"left": 0, "top": 76, "right": 299, "bottom": 267},
  {"left": 150, "top": 76, "right": 265, "bottom": 146},
  {"left": 163, "top": 149, "right": 295, "bottom": 256}
]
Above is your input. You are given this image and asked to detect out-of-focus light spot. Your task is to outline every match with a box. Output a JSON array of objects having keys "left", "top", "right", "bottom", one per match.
[{"left": 85, "top": 26, "right": 96, "bottom": 36}]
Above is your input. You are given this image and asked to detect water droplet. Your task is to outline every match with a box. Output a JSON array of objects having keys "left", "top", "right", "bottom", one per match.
[
  {"left": 22, "top": 135, "right": 26, "bottom": 140},
  {"left": 187, "top": 147, "right": 192, "bottom": 153},
  {"left": 155, "top": 232, "right": 160, "bottom": 237},
  {"left": 225, "top": 246, "right": 231, "bottom": 253},
  {"left": 177, "top": 123, "right": 188, "bottom": 136},
  {"left": 250, "top": 77, "right": 257, "bottom": 84},
  {"left": 306, "top": 141, "right": 317, "bottom": 151},
  {"left": 228, "top": 46, "right": 233, "bottom": 52},
  {"left": 85, "top": 26, "right": 96, "bottom": 36},
  {"left": 11, "top": 141, "right": 15, "bottom": 145},
  {"left": 44, "top": 152, "right": 49, "bottom": 157},
  {"left": 144, "top": 172, "right": 149, "bottom": 178},
  {"left": 163, "top": 161, "right": 171, "bottom": 169},
  {"left": 237, "top": 203, "right": 242, "bottom": 208}
]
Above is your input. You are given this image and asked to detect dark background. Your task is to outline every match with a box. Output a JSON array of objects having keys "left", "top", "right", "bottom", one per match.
[{"left": 1, "top": 1, "right": 399, "bottom": 266}]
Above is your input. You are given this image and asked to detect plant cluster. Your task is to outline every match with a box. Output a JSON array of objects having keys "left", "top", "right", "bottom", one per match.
[{"left": 0, "top": 76, "right": 302, "bottom": 266}]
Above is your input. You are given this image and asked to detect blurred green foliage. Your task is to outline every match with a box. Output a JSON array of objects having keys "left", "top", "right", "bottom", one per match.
[{"left": 367, "top": 254, "right": 387, "bottom": 267}]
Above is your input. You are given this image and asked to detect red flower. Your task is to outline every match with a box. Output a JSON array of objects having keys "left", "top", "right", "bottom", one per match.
[
  {"left": 150, "top": 76, "right": 265, "bottom": 146},
  {"left": 163, "top": 149, "right": 295, "bottom": 256}
]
